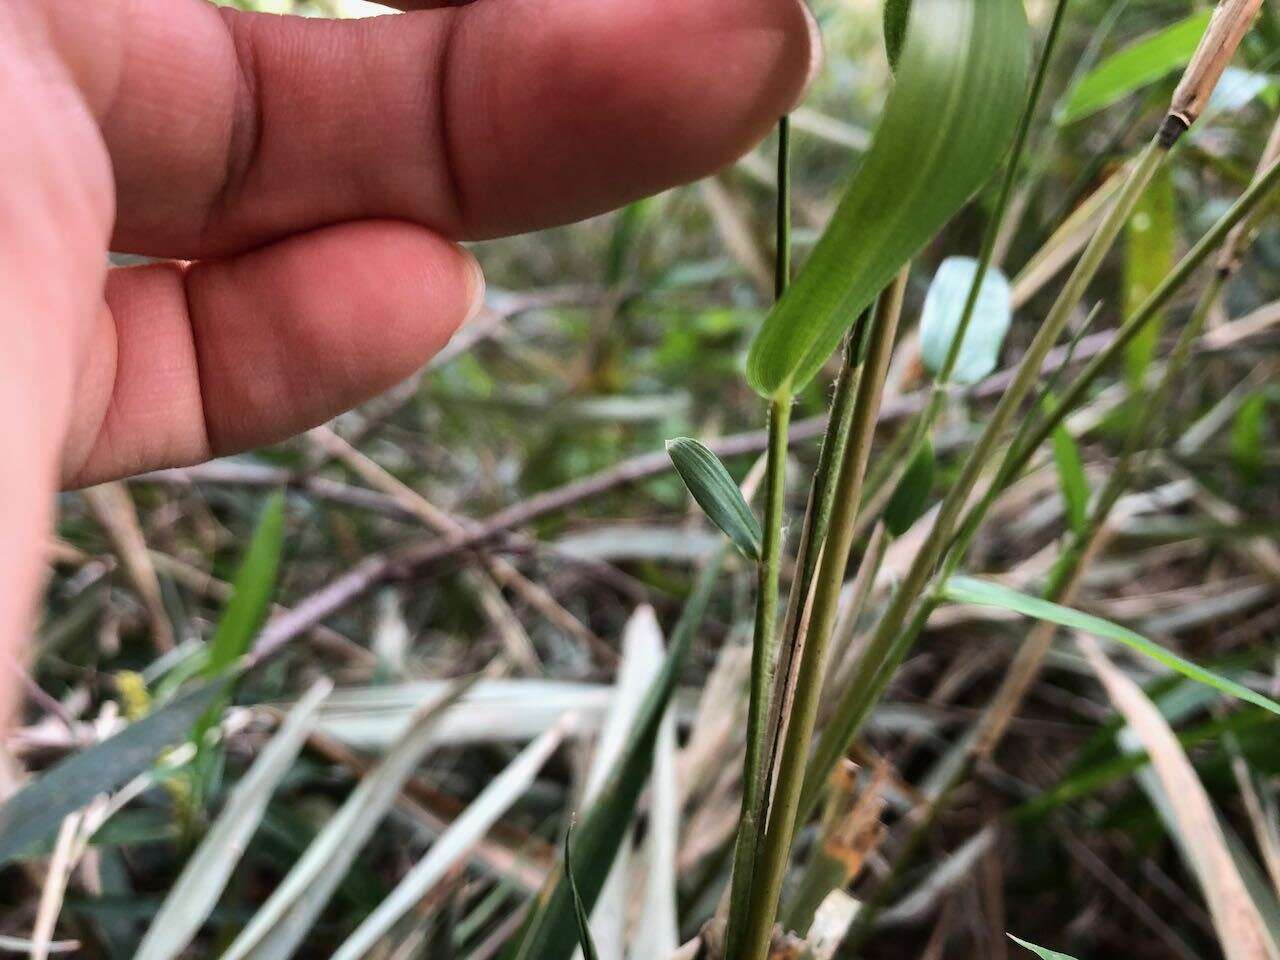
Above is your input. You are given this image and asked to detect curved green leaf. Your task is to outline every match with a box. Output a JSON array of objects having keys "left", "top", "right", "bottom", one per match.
[
  {"left": 204, "top": 490, "right": 286, "bottom": 681},
  {"left": 666, "top": 437, "right": 762, "bottom": 559},
  {"left": 940, "top": 576, "right": 1280, "bottom": 717},
  {"left": 745, "top": 0, "right": 1029, "bottom": 397},
  {"left": 1057, "top": 11, "right": 1213, "bottom": 125},
  {"left": 919, "top": 256, "right": 1013, "bottom": 385}
]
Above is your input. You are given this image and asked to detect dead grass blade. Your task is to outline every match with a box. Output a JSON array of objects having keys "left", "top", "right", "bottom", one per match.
[{"left": 1078, "top": 633, "right": 1279, "bottom": 960}]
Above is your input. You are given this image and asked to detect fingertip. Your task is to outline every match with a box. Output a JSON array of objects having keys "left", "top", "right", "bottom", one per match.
[
  {"left": 459, "top": 245, "right": 487, "bottom": 328},
  {"left": 798, "top": 2, "right": 825, "bottom": 108},
  {"left": 187, "top": 220, "right": 483, "bottom": 454},
  {"left": 450, "top": 0, "right": 821, "bottom": 236}
]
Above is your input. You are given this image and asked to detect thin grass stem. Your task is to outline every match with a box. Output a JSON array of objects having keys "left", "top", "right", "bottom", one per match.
[
  {"left": 726, "top": 116, "right": 795, "bottom": 951},
  {"left": 734, "top": 268, "right": 909, "bottom": 960},
  {"left": 798, "top": 137, "right": 1168, "bottom": 822}
]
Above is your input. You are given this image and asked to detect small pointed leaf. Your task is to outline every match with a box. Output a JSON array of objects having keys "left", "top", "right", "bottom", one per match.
[
  {"left": 666, "top": 438, "right": 761, "bottom": 559},
  {"left": 919, "top": 257, "right": 1013, "bottom": 385},
  {"left": 1232, "top": 391, "right": 1268, "bottom": 484},
  {"left": 204, "top": 491, "right": 286, "bottom": 681}
]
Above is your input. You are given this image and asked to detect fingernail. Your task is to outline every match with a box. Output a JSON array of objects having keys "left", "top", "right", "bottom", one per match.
[
  {"left": 798, "top": 2, "right": 824, "bottom": 103},
  {"left": 460, "top": 246, "right": 486, "bottom": 325}
]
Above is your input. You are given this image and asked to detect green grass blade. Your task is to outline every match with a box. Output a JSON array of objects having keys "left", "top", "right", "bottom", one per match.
[
  {"left": 189, "top": 491, "right": 287, "bottom": 810},
  {"left": 919, "top": 257, "right": 1013, "bottom": 386},
  {"left": 204, "top": 491, "right": 286, "bottom": 681},
  {"left": 1231, "top": 390, "right": 1268, "bottom": 484},
  {"left": 745, "top": 0, "right": 1029, "bottom": 397},
  {"left": 940, "top": 576, "right": 1280, "bottom": 716},
  {"left": 565, "top": 826, "right": 600, "bottom": 960},
  {"left": 666, "top": 438, "right": 762, "bottom": 559},
  {"left": 0, "top": 682, "right": 223, "bottom": 865},
  {"left": 501, "top": 552, "right": 725, "bottom": 960},
  {"left": 1050, "top": 423, "right": 1089, "bottom": 535},
  {"left": 883, "top": 0, "right": 910, "bottom": 70},
  {"left": 1123, "top": 164, "right": 1176, "bottom": 388},
  {"left": 1058, "top": 11, "right": 1213, "bottom": 124}
]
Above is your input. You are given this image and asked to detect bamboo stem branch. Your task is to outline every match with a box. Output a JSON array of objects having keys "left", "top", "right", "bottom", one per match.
[
  {"left": 734, "top": 268, "right": 908, "bottom": 960},
  {"left": 799, "top": 137, "right": 1168, "bottom": 822}
]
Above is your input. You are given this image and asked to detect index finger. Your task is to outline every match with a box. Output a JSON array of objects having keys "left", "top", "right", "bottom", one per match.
[{"left": 45, "top": 0, "right": 818, "bottom": 260}]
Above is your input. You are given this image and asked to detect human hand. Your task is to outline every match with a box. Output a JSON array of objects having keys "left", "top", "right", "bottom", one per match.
[{"left": 0, "top": 0, "right": 815, "bottom": 702}]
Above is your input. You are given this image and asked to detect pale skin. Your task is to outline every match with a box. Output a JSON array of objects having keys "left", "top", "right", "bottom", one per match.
[{"left": 0, "top": 0, "right": 816, "bottom": 722}]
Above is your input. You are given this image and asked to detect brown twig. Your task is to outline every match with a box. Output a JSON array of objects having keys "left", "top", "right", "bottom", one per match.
[{"left": 81, "top": 482, "right": 174, "bottom": 652}]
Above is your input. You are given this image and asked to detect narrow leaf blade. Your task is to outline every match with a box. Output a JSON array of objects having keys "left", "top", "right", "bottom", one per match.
[
  {"left": 0, "top": 683, "right": 223, "bottom": 865},
  {"left": 204, "top": 491, "right": 286, "bottom": 679},
  {"left": 1050, "top": 425, "right": 1089, "bottom": 535},
  {"left": 940, "top": 576, "right": 1280, "bottom": 717}
]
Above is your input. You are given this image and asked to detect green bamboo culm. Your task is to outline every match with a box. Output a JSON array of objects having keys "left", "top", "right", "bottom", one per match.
[
  {"left": 725, "top": 112, "right": 794, "bottom": 958},
  {"left": 799, "top": 136, "right": 1169, "bottom": 825}
]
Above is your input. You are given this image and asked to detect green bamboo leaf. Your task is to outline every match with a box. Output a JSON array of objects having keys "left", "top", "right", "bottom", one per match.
[
  {"left": 1008, "top": 934, "right": 1079, "bottom": 960},
  {"left": 884, "top": 439, "right": 935, "bottom": 537},
  {"left": 1124, "top": 165, "right": 1176, "bottom": 388},
  {"left": 565, "top": 826, "right": 600, "bottom": 960},
  {"left": 1050, "top": 424, "right": 1089, "bottom": 535},
  {"left": 1058, "top": 11, "right": 1213, "bottom": 124},
  {"left": 0, "top": 682, "right": 223, "bottom": 865},
  {"left": 745, "top": 0, "right": 1029, "bottom": 397},
  {"left": 190, "top": 491, "right": 287, "bottom": 806},
  {"left": 666, "top": 438, "right": 762, "bottom": 559},
  {"left": 940, "top": 576, "right": 1280, "bottom": 717},
  {"left": 501, "top": 553, "right": 726, "bottom": 960},
  {"left": 1232, "top": 391, "right": 1268, "bottom": 484},
  {"left": 204, "top": 491, "right": 286, "bottom": 681},
  {"left": 919, "top": 257, "right": 1013, "bottom": 385}
]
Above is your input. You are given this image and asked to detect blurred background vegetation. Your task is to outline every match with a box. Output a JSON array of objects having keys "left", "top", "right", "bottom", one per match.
[{"left": 5, "top": 0, "right": 1280, "bottom": 957}]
